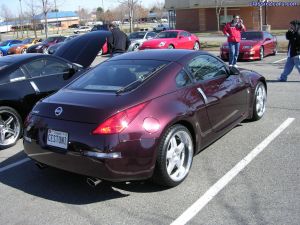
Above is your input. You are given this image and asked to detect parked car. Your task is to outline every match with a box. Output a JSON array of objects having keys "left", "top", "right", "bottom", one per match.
[
  {"left": 27, "top": 36, "right": 66, "bottom": 54},
  {"left": 220, "top": 31, "right": 277, "bottom": 61},
  {"left": 73, "top": 26, "right": 92, "bottom": 34},
  {"left": 128, "top": 31, "right": 157, "bottom": 51},
  {"left": 68, "top": 24, "right": 80, "bottom": 29},
  {"left": 153, "top": 23, "right": 170, "bottom": 32},
  {"left": 7, "top": 38, "right": 42, "bottom": 55},
  {"left": 139, "top": 30, "right": 200, "bottom": 51},
  {"left": 0, "top": 40, "right": 23, "bottom": 56},
  {"left": 23, "top": 33, "right": 267, "bottom": 187},
  {"left": 0, "top": 31, "right": 109, "bottom": 148},
  {"left": 46, "top": 35, "right": 78, "bottom": 54}
]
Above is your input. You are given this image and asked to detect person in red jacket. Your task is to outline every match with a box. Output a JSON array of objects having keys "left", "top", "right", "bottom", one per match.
[{"left": 223, "top": 15, "right": 246, "bottom": 67}]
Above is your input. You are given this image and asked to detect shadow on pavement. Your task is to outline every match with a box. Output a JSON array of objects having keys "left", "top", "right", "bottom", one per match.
[{"left": 0, "top": 152, "right": 168, "bottom": 205}]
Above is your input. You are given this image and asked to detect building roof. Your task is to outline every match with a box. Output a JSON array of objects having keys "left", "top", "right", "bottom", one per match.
[{"left": 34, "top": 11, "right": 78, "bottom": 20}]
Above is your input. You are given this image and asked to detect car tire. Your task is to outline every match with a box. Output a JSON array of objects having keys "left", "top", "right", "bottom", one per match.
[
  {"left": 193, "top": 42, "right": 200, "bottom": 50},
  {"left": 0, "top": 50, "right": 3, "bottom": 56},
  {"left": 259, "top": 47, "right": 264, "bottom": 60},
  {"left": 152, "top": 124, "right": 194, "bottom": 187},
  {"left": 272, "top": 46, "right": 277, "bottom": 56},
  {"left": 168, "top": 45, "right": 174, "bottom": 49},
  {"left": 0, "top": 106, "right": 23, "bottom": 149},
  {"left": 21, "top": 48, "right": 27, "bottom": 54},
  {"left": 250, "top": 82, "right": 267, "bottom": 121},
  {"left": 133, "top": 44, "right": 139, "bottom": 51}
]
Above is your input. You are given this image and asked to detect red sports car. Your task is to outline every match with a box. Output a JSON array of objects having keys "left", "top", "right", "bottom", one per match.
[
  {"left": 220, "top": 31, "right": 277, "bottom": 61},
  {"left": 139, "top": 30, "right": 200, "bottom": 50}
]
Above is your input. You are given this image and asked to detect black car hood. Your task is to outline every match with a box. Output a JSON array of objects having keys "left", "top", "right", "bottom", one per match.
[{"left": 54, "top": 31, "right": 111, "bottom": 68}]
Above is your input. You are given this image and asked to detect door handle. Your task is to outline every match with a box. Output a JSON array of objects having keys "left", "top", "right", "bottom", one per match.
[{"left": 197, "top": 87, "right": 208, "bottom": 104}]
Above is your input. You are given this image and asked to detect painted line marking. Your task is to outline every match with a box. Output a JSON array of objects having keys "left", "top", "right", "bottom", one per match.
[
  {"left": 171, "top": 118, "right": 295, "bottom": 225},
  {"left": 272, "top": 57, "right": 287, "bottom": 64},
  {"left": 0, "top": 158, "right": 30, "bottom": 173}
]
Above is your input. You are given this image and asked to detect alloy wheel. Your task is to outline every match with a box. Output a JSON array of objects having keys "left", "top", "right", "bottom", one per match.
[
  {"left": 255, "top": 84, "right": 267, "bottom": 118},
  {"left": 0, "top": 109, "right": 21, "bottom": 148},
  {"left": 193, "top": 42, "right": 200, "bottom": 50},
  {"left": 165, "top": 130, "right": 193, "bottom": 182}
]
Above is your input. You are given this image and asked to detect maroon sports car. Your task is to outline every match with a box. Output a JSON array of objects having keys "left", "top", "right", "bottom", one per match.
[
  {"left": 220, "top": 31, "right": 277, "bottom": 61},
  {"left": 23, "top": 32, "right": 267, "bottom": 187}
]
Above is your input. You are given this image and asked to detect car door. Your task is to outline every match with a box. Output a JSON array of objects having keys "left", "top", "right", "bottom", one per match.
[
  {"left": 23, "top": 57, "right": 74, "bottom": 100},
  {"left": 186, "top": 54, "right": 248, "bottom": 134},
  {"left": 263, "top": 32, "right": 272, "bottom": 55},
  {"left": 183, "top": 32, "right": 194, "bottom": 49},
  {"left": 177, "top": 32, "right": 189, "bottom": 49}
]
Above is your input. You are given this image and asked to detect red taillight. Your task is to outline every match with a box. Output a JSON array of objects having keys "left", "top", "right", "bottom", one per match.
[{"left": 92, "top": 103, "right": 147, "bottom": 135}]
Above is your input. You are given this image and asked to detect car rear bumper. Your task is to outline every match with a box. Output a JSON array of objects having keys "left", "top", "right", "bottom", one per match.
[{"left": 23, "top": 116, "right": 159, "bottom": 182}]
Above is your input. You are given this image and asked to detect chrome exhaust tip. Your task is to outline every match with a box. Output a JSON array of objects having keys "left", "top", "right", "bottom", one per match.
[{"left": 86, "top": 177, "right": 101, "bottom": 187}]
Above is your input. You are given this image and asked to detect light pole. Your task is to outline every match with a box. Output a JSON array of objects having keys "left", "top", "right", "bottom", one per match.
[{"left": 19, "top": 0, "right": 24, "bottom": 38}]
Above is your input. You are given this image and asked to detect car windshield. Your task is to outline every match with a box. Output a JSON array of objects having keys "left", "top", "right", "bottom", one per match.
[
  {"left": 156, "top": 31, "right": 178, "bottom": 39},
  {"left": 129, "top": 32, "right": 146, "bottom": 39},
  {"left": 21, "top": 38, "right": 33, "bottom": 44},
  {"left": 0, "top": 41, "right": 10, "bottom": 46},
  {"left": 67, "top": 60, "right": 168, "bottom": 92},
  {"left": 241, "top": 32, "right": 263, "bottom": 40}
]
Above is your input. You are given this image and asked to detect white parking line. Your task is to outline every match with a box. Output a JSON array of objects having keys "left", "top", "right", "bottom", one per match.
[
  {"left": 272, "top": 58, "right": 287, "bottom": 64},
  {"left": 0, "top": 158, "right": 30, "bottom": 173},
  {"left": 171, "top": 118, "right": 295, "bottom": 225}
]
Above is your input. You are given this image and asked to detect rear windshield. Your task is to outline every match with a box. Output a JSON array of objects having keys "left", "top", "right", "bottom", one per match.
[
  {"left": 157, "top": 31, "right": 178, "bottom": 39},
  {"left": 67, "top": 60, "right": 168, "bottom": 92},
  {"left": 241, "top": 32, "right": 263, "bottom": 40}
]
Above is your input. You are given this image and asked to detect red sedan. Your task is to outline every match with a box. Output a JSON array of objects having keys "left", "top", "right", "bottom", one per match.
[
  {"left": 220, "top": 31, "right": 277, "bottom": 61},
  {"left": 139, "top": 30, "right": 200, "bottom": 50}
]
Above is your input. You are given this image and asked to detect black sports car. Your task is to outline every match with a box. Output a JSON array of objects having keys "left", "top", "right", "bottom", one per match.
[
  {"left": 0, "top": 31, "right": 109, "bottom": 148},
  {"left": 26, "top": 36, "right": 66, "bottom": 54},
  {"left": 46, "top": 35, "right": 78, "bottom": 54}
]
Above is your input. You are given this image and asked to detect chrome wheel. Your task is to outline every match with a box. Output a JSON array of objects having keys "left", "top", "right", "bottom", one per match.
[
  {"left": 0, "top": 107, "right": 22, "bottom": 148},
  {"left": 153, "top": 125, "right": 194, "bottom": 186},
  {"left": 166, "top": 130, "right": 193, "bottom": 182},
  {"left": 255, "top": 84, "right": 266, "bottom": 118},
  {"left": 0, "top": 50, "right": 3, "bottom": 56},
  {"left": 193, "top": 42, "right": 200, "bottom": 50},
  {"left": 43, "top": 47, "right": 48, "bottom": 54},
  {"left": 168, "top": 45, "right": 174, "bottom": 49},
  {"left": 21, "top": 48, "right": 27, "bottom": 54},
  {"left": 133, "top": 44, "right": 139, "bottom": 51}
]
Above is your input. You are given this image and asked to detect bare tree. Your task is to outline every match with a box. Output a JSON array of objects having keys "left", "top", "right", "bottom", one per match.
[
  {"left": 26, "top": 0, "right": 40, "bottom": 38},
  {"left": 134, "top": 4, "right": 148, "bottom": 23},
  {"left": 152, "top": 0, "right": 164, "bottom": 22},
  {"left": 119, "top": 0, "right": 138, "bottom": 32},
  {"left": 215, "top": 0, "right": 226, "bottom": 32},
  {"left": 41, "top": 0, "right": 52, "bottom": 38},
  {"left": 77, "top": 7, "right": 90, "bottom": 25}
]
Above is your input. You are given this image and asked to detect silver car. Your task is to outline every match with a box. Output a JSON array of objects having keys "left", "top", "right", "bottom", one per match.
[{"left": 128, "top": 31, "right": 157, "bottom": 51}]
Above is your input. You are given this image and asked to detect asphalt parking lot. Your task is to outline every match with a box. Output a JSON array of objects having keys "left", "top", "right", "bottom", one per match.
[{"left": 0, "top": 52, "right": 299, "bottom": 225}]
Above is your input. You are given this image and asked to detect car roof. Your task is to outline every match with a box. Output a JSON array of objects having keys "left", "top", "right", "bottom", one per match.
[{"left": 108, "top": 49, "right": 200, "bottom": 62}]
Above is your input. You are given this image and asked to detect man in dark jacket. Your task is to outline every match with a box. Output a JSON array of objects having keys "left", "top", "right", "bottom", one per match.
[
  {"left": 223, "top": 15, "right": 246, "bottom": 67},
  {"left": 108, "top": 24, "right": 131, "bottom": 57},
  {"left": 278, "top": 20, "right": 300, "bottom": 81}
]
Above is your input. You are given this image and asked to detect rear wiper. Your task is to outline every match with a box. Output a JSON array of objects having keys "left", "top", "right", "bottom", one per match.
[{"left": 115, "top": 64, "right": 166, "bottom": 95}]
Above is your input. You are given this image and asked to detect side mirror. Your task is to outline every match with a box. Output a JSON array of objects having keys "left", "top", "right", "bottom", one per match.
[
  {"left": 63, "top": 68, "right": 76, "bottom": 80},
  {"left": 229, "top": 66, "right": 240, "bottom": 75}
]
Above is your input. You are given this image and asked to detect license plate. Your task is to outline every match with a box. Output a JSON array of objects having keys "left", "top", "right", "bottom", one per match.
[{"left": 47, "top": 129, "right": 68, "bottom": 149}]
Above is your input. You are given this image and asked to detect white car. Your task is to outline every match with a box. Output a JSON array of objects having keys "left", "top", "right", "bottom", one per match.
[
  {"left": 127, "top": 31, "right": 157, "bottom": 51},
  {"left": 73, "top": 26, "right": 92, "bottom": 34},
  {"left": 153, "top": 23, "right": 170, "bottom": 32}
]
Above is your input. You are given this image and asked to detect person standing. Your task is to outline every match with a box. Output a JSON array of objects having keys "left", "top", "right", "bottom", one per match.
[
  {"left": 278, "top": 20, "right": 300, "bottom": 82},
  {"left": 108, "top": 23, "right": 131, "bottom": 57},
  {"left": 223, "top": 15, "right": 246, "bottom": 67}
]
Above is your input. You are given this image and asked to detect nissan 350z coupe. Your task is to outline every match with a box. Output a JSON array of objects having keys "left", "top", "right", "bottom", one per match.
[{"left": 24, "top": 34, "right": 267, "bottom": 187}]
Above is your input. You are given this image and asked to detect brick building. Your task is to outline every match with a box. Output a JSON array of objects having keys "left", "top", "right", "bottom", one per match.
[{"left": 165, "top": 0, "right": 300, "bottom": 32}]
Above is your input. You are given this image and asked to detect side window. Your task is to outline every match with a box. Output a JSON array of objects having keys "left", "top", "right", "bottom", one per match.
[
  {"left": 9, "top": 68, "right": 26, "bottom": 82},
  {"left": 187, "top": 55, "right": 227, "bottom": 81},
  {"left": 146, "top": 32, "right": 156, "bottom": 38},
  {"left": 183, "top": 32, "right": 191, "bottom": 37},
  {"left": 176, "top": 70, "right": 192, "bottom": 87},
  {"left": 24, "top": 59, "right": 45, "bottom": 78},
  {"left": 42, "top": 59, "right": 70, "bottom": 76}
]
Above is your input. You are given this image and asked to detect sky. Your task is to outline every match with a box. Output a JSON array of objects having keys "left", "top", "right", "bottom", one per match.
[{"left": 0, "top": 0, "right": 164, "bottom": 17}]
